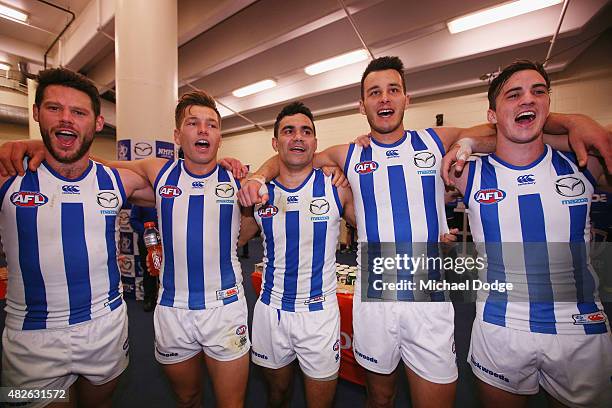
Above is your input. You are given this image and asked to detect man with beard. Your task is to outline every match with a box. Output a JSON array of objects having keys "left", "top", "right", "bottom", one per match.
[
  {"left": 239, "top": 102, "right": 356, "bottom": 407},
  {"left": 238, "top": 56, "right": 611, "bottom": 408},
  {"left": 0, "top": 68, "right": 153, "bottom": 407}
]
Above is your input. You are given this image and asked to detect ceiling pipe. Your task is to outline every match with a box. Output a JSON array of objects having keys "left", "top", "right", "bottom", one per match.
[
  {"left": 36, "top": 0, "right": 76, "bottom": 69},
  {"left": 337, "top": 0, "right": 375, "bottom": 60},
  {"left": 544, "top": 0, "right": 571, "bottom": 67},
  {"left": 186, "top": 83, "right": 266, "bottom": 132}
]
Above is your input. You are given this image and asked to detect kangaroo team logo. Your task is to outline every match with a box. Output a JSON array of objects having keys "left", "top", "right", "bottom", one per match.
[
  {"left": 215, "top": 183, "right": 235, "bottom": 198},
  {"left": 555, "top": 177, "right": 585, "bottom": 197},
  {"left": 134, "top": 142, "right": 153, "bottom": 157},
  {"left": 309, "top": 198, "right": 330, "bottom": 215},
  {"left": 10, "top": 192, "right": 48, "bottom": 207},
  {"left": 413, "top": 151, "right": 435, "bottom": 168},
  {"left": 97, "top": 192, "right": 119, "bottom": 208}
]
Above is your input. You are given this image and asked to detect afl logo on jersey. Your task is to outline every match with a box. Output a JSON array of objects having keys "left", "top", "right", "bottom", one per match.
[
  {"left": 10, "top": 191, "right": 48, "bottom": 207},
  {"left": 555, "top": 177, "right": 585, "bottom": 197},
  {"left": 355, "top": 161, "right": 379, "bottom": 174},
  {"left": 414, "top": 151, "right": 436, "bottom": 168},
  {"left": 97, "top": 192, "right": 119, "bottom": 208},
  {"left": 257, "top": 205, "right": 278, "bottom": 218},
  {"left": 474, "top": 189, "right": 506, "bottom": 204},
  {"left": 159, "top": 185, "right": 182, "bottom": 198}
]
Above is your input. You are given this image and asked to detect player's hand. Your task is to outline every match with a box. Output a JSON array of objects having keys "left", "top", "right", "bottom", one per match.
[
  {"left": 440, "top": 228, "right": 460, "bottom": 243},
  {"left": 441, "top": 143, "right": 471, "bottom": 186},
  {"left": 219, "top": 157, "right": 248, "bottom": 179},
  {"left": 567, "top": 120, "right": 612, "bottom": 172},
  {"left": 238, "top": 176, "right": 268, "bottom": 206},
  {"left": 353, "top": 134, "right": 371, "bottom": 148},
  {"left": 0, "top": 140, "right": 46, "bottom": 177},
  {"left": 321, "top": 166, "right": 348, "bottom": 187}
]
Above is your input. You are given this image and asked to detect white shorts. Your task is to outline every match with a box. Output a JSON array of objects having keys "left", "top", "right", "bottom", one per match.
[
  {"left": 251, "top": 301, "right": 340, "bottom": 379},
  {"left": 352, "top": 298, "right": 457, "bottom": 383},
  {"left": 468, "top": 319, "right": 612, "bottom": 408},
  {"left": 153, "top": 297, "right": 250, "bottom": 364},
  {"left": 1, "top": 302, "right": 129, "bottom": 408}
]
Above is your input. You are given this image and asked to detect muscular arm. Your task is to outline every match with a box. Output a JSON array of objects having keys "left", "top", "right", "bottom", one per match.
[
  {"left": 117, "top": 168, "right": 156, "bottom": 207},
  {"left": 337, "top": 184, "right": 356, "bottom": 228},
  {"left": 93, "top": 156, "right": 165, "bottom": 187},
  {"left": 238, "top": 206, "right": 260, "bottom": 248}
]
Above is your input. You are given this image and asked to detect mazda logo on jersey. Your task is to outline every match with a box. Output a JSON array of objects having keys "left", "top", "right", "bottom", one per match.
[
  {"left": 159, "top": 185, "right": 182, "bottom": 198},
  {"left": 257, "top": 205, "right": 278, "bottom": 218},
  {"left": 62, "top": 185, "right": 80, "bottom": 194},
  {"left": 474, "top": 189, "right": 506, "bottom": 204},
  {"left": 10, "top": 192, "right": 48, "bottom": 207},
  {"left": 134, "top": 142, "right": 153, "bottom": 157},
  {"left": 215, "top": 183, "right": 235, "bottom": 198},
  {"left": 309, "top": 198, "right": 330, "bottom": 215},
  {"left": 97, "top": 192, "right": 119, "bottom": 208},
  {"left": 555, "top": 177, "right": 585, "bottom": 197},
  {"left": 355, "top": 160, "right": 379, "bottom": 174},
  {"left": 413, "top": 151, "right": 435, "bottom": 168}
]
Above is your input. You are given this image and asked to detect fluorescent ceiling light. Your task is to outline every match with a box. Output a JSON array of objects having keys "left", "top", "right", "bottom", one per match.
[
  {"left": 232, "top": 79, "right": 276, "bottom": 98},
  {"left": 305, "top": 49, "right": 370, "bottom": 76},
  {"left": 0, "top": 3, "right": 28, "bottom": 23},
  {"left": 0, "top": 62, "right": 11, "bottom": 71},
  {"left": 447, "top": 0, "right": 562, "bottom": 34}
]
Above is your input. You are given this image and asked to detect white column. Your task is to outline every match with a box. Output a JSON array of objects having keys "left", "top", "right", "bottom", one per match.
[{"left": 27, "top": 78, "right": 41, "bottom": 139}]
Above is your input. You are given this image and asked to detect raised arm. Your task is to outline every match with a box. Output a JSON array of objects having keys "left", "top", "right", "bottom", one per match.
[{"left": 0, "top": 140, "right": 46, "bottom": 176}]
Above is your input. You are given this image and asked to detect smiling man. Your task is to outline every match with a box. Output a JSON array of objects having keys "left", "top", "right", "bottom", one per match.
[
  {"left": 239, "top": 102, "right": 355, "bottom": 407},
  {"left": 448, "top": 60, "right": 611, "bottom": 408},
  {"left": 239, "top": 56, "right": 612, "bottom": 408},
  {"left": 0, "top": 67, "right": 154, "bottom": 408}
]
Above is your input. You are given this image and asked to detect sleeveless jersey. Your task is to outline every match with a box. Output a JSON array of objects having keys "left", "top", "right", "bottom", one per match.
[
  {"left": 0, "top": 160, "right": 125, "bottom": 330},
  {"left": 344, "top": 129, "right": 449, "bottom": 300},
  {"left": 154, "top": 160, "right": 243, "bottom": 310},
  {"left": 464, "top": 145, "right": 607, "bottom": 334},
  {"left": 254, "top": 169, "right": 342, "bottom": 312}
]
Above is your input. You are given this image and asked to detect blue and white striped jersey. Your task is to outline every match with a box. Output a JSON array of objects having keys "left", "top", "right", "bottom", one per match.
[
  {"left": 464, "top": 145, "right": 608, "bottom": 334},
  {"left": 0, "top": 160, "right": 125, "bottom": 330},
  {"left": 345, "top": 129, "right": 449, "bottom": 300},
  {"left": 254, "top": 169, "right": 342, "bottom": 312},
  {"left": 154, "top": 160, "right": 243, "bottom": 310}
]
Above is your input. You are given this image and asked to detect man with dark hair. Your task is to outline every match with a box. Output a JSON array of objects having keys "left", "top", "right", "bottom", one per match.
[
  {"left": 239, "top": 101, "right": 355, "bottom": 407},
  {"left": 0, "top": 88, "right": 251, "bottom": 408},
  {"left": 239, "top": 56, "right": 611, "bottom": 407},
  {"left": 447, "top": 59, "right": 611, "bottom": 408},
  {"left": 0, "top": 67, "right": 154, "bottom": 407}
]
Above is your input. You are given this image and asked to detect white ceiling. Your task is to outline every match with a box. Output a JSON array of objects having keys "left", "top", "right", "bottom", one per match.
[{"left": 1, "top": 0, "right": 611, "bottom": 134}]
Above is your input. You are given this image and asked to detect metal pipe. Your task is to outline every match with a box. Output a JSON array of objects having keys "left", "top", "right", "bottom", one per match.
[
  {"left": 337, "top": 0, "right": 375, "bottom": 59},
  {"left": 36, "top": 0, "right": 76, "bottom": 69},
  {"left": 186, "top": 83, "right": 266, "bottom": 132},
  {"left": 544, "top": 0, "right": 570, "bottom": 67}
]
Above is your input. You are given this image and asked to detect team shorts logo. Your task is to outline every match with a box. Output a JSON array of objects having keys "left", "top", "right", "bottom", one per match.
[
  {"left": 474, "top": 189, "right": 506, "bottom": 204},
  {"left": 258, "top": 205, "right": 278, "bottom": 218},
  {"left": 517, "top": 174, "right": 535, "bottom": 185},
  {"left": 192, "top": 181, "right": 205, "bottom": 189},
  {"left": 555, "top": 176, "right": 585, "bottom": 197},
  {"left": 572, "top": 311, "right": 607, "bottom": 325},
  {"left": 97, "top": 192, "right": 119, "bottom": 208},
  {"left": 333, "top": 339, "right": 340, "bottom": 352},
  {"left": 287, "top": 195, "right": 298, "bottom": 204},
  {"left": 134, "top": 142, "right": 153, "bottom": 157},
  {"left": 309, "top": 198, "right": 330, "bottom": 215},
  {"left": 61, "top": 185, "right": 80, "bottom": 194},
  {"left": 235, "top": 325, "right": 247, "bottom": 336},
  {"left": 10, "top": 191, "right": 48, "bottom": 207},
  {"left": 355, "top": 160, "right": 379, "bottom": 174},
  {"left": 159, "top": 185, "right": 182, "bottom": 198},
  {"left": 386, "top": 150, "right": 399, "bottom": 158},
  {"left": 215, "top": 183, "right": 235, "bottom": 198},
  {"left": 414, "top": 151, "right": 436, "bottom": 168}
]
